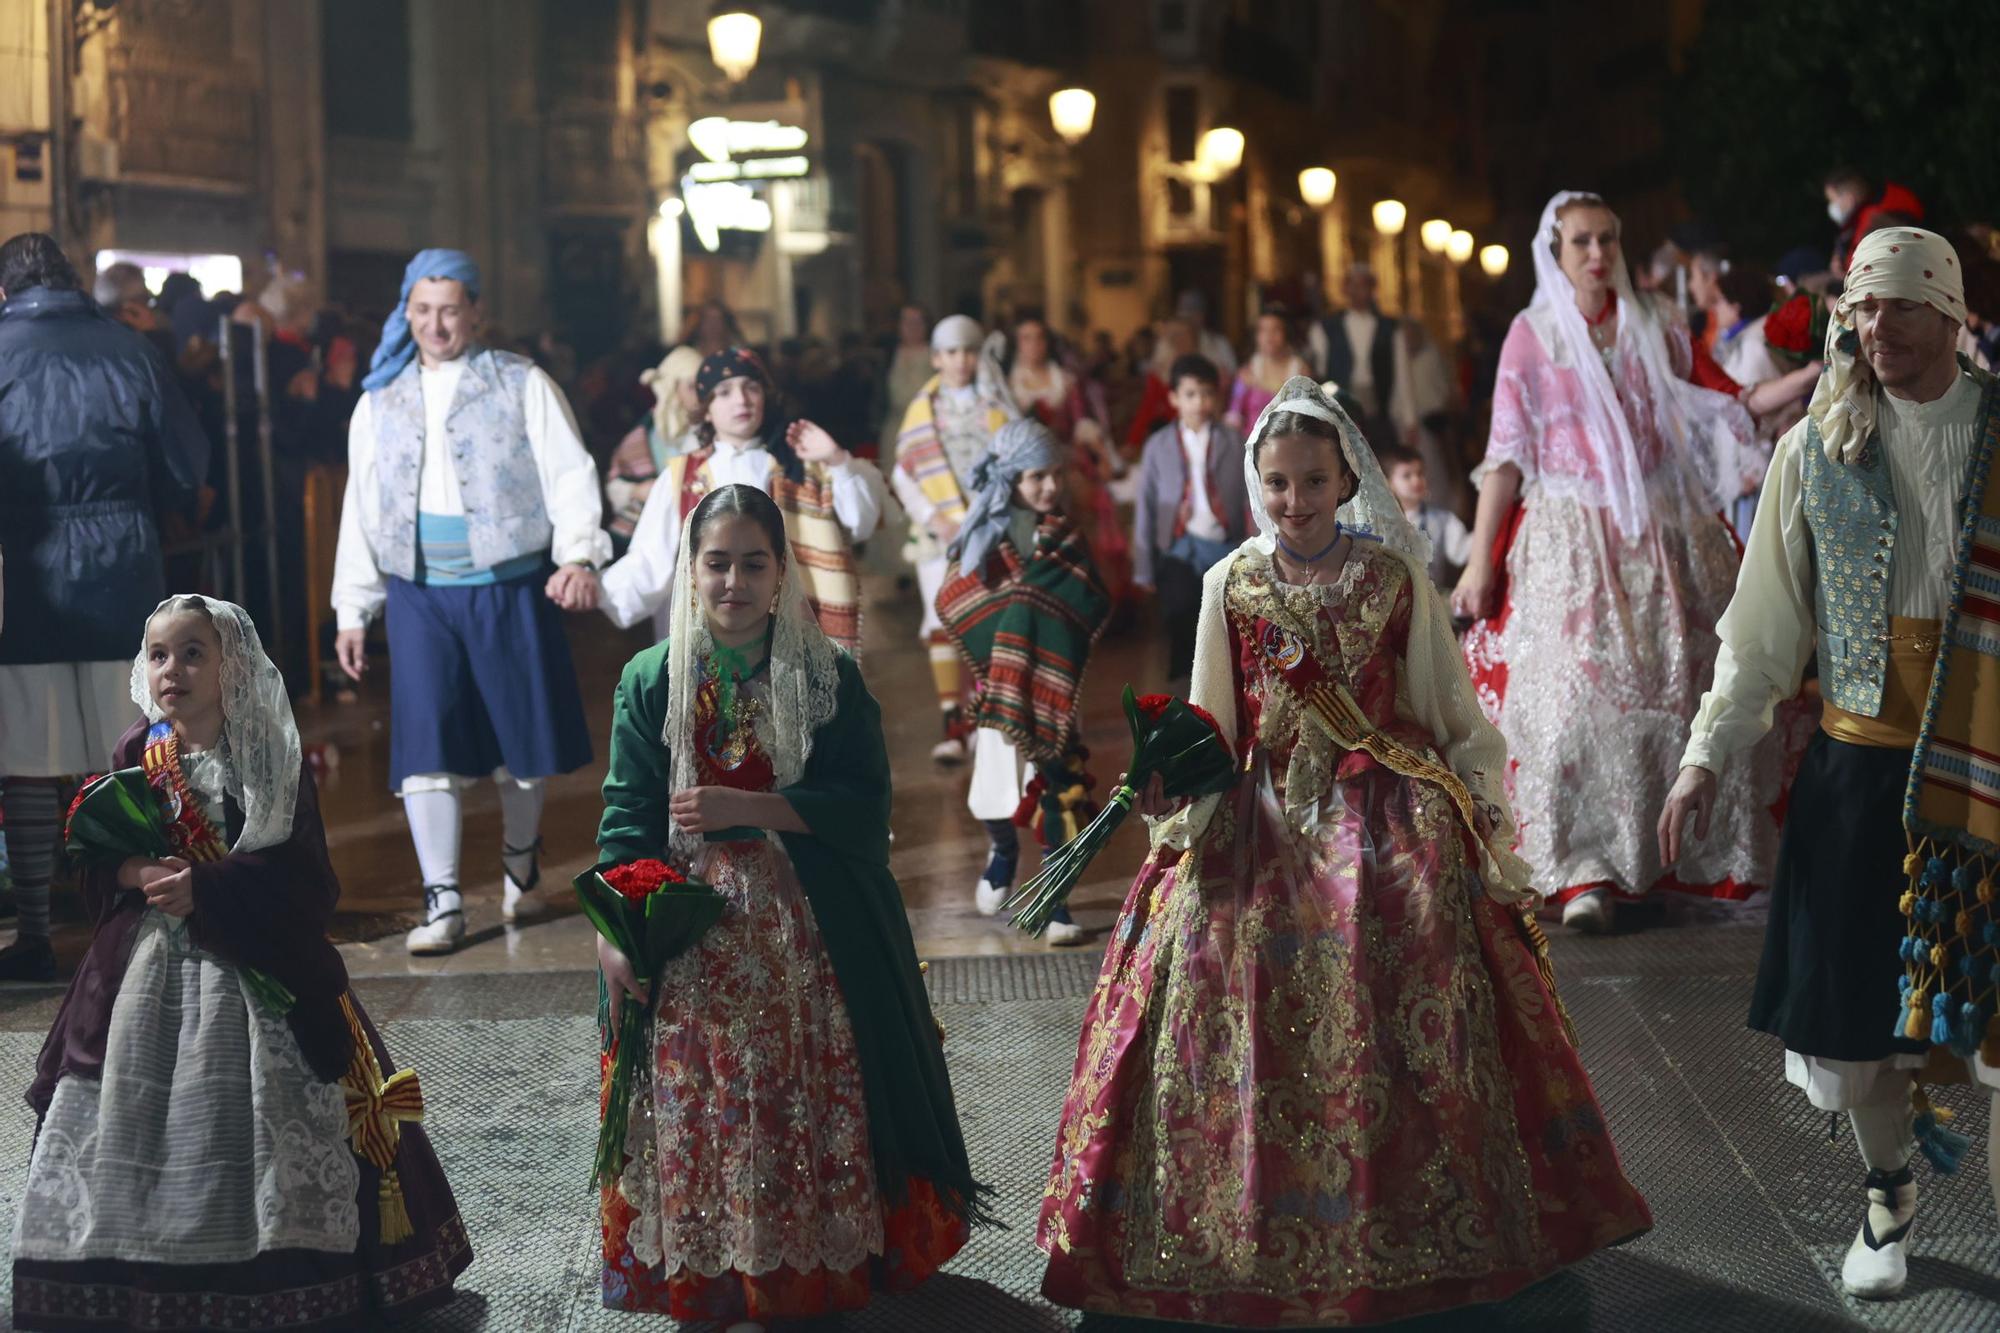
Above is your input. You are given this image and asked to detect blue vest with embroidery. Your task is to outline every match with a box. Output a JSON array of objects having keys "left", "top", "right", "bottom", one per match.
[
  {"left": 367, "top": 347, "right": 552, "bottom": 582},
  {"left": 1798, "top": 416, "right": 1898, "bottom": 717}
]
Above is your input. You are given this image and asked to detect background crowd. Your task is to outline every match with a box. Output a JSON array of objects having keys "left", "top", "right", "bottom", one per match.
[{"left": 5, "top": 161, "right": 2000, "bottom": 955}]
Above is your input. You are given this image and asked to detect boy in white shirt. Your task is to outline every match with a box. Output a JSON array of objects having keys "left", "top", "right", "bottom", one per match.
[
  {"left": 1131, "top": 355, "right": 1249, "bottom": 678},
  {"left": 1383, "top": 445, "right": 1473, "bottom": 590}
]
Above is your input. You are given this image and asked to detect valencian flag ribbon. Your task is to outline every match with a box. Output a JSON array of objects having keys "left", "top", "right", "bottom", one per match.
[{"left": 338, "top": 994, "right": 427, "bottom": 1243}]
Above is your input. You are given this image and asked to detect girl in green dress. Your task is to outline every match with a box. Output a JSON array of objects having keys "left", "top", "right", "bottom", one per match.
[{"left": 592, "top": 483, "right": 988, "bottom": 1330}]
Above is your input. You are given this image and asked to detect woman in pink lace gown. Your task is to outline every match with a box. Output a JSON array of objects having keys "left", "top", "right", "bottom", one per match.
[
  {"left": 1038, "top": 378, "right": 1651, "bottom": 1327},
  {"left": 1453, "top": 191, "right": 1786, "bottom": 932}
]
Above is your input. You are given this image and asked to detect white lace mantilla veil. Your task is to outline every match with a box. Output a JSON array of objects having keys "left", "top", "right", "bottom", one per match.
[
  {"left": 1167, "top": 376, "right": 1535, "bottom": 905},
  {"left": 663, "top": 493, "right": 840, "bottom": 861},
  {"left": 1522, "top": 189, "right": 1747, "bottom": 539},
  {"left": 128, "top": 596, "right": 301, "bottom": 853},
  {"left": 973, "top": 328, "right": 1023, "bottom": 420}
]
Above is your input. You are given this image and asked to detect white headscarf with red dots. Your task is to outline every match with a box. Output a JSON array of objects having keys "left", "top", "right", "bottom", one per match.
[{"left": 1810, "top": 226, "right": 1967, "bottom": 464}]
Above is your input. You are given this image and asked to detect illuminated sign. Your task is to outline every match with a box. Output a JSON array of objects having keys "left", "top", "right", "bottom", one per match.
[
  {"left": 685, "top": 155, "right": 809, "bottom": 183},
  {"left": 677, "top": 114, "right": 811, "bottom": 253},
  {"left": 687, "top": 117, "right": 809, "bottom": 162},
  {"left": 684, "top": 181, "right": 772, "bottom": 251}
]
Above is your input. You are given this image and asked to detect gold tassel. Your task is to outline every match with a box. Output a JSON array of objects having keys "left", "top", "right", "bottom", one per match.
[{"left": 378, "top": 1168, "right": 414, "bottom": 1245}]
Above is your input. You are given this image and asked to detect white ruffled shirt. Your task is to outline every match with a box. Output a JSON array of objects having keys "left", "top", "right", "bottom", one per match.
[
  {"left": 332, "top": 357, "right": 612, "bottom": 629},
  {"left": 1683, "top": 371, "right": 1982, "bottom": 771},
  {"left": 599, "top": 438, "right": 885, "bottom": 634}
]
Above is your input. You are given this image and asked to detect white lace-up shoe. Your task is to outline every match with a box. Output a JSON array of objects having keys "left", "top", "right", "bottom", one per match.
[
  {"left": 405, "top": 884, "right": 465, "bottom": 955},
  {"left": 1841, "top": 1165, "right": 1916, "bottom": 1299}
]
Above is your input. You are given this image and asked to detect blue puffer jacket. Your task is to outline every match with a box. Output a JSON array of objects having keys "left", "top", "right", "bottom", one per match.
[{"left": 0, "top": 287, "right": 210, "bottom": 664}]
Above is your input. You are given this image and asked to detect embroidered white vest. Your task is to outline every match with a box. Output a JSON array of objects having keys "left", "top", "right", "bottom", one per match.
[{"left": 368, "top": 348, "right": 552, "bottom": 580}]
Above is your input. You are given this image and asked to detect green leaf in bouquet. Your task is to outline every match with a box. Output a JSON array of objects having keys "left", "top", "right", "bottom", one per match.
[
  {"left": 573, "top": 867, "right": 645, "bottom": 958},
  {"left": 638, "top": 881, "right": 726, "bottom": 968},
  {"left": 65, "top": 769, "right": 172, "bottom": 864}
]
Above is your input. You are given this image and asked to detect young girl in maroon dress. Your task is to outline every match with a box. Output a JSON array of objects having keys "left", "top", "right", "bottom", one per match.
[
  {"left": 1036, "top": 378, "right": 1651, "bottom": 1326},
  {"left": 13, "top": 596, "right": 468, "bottom": 1331}
]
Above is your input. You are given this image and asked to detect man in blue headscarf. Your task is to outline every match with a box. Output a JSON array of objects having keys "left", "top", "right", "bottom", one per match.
[{"left": 331, "top": 248, "right": 610, "bottom": 954}]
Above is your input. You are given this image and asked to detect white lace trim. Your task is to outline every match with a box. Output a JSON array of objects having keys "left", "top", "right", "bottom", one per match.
[{"left": 13, "top": 915, "right": 358, "bottom": 1264}]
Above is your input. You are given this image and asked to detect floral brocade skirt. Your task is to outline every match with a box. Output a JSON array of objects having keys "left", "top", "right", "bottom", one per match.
[
  {"left": 597, "top": 838, "right": 966, "bottom": 1322},
  {"left": 1036, "top": 757, "right": 1652, "bottom": 1326}
]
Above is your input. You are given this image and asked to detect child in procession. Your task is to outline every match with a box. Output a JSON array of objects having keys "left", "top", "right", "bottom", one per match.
[
  {"left": 1132, "top": 353, "right": 1251, "bottom": 679},
  {"left": 599, "top": 347, "right": 885, "bottom": 653},
  {"left": 936, "top": 418, "right": 1112, "bottom": 947},
  {"left": 13, "top": 596, "right": 468, "bottom": 1331},
  {"left": 1036, "top": 378, "right": 1651, "bottom": 1326},
  {"left": 593, "top": 484, "right": 988, "bottom": 1331},
  {"left": 1382, "top": 444, "right": 1474, "bottom": 589},
  {"left": 890, "top": 317, "right": 1015, "bottom": 762}
]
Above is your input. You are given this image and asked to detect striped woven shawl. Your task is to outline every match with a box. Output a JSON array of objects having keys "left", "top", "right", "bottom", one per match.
[
  {"left": 666, "top": 447, "right": 863, "bottom": 656},
  {"left": 937, "top": 513, "right": 1109, "bottom": 765}
]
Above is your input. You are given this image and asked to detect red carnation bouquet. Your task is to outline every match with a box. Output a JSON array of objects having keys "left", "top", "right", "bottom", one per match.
[
  {"left": 1004, "top": 686, "right": 1238, "bottom": 936},
  {"left": 575, "top": 858, "right": 725, "bottom": 1188},
  {"left": 1763, "top": 292, "right": 1827, "bottom": 364}
]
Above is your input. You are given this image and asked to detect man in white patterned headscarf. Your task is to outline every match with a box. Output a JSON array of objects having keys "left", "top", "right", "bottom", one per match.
[{"left": 1667, "top": 226, "right": 1985, "bottom": 1301}]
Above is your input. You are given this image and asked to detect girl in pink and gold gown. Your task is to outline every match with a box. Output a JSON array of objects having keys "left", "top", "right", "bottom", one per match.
[{"left": 1036, "top": 377, "right": 1651, "bottom": 1327}]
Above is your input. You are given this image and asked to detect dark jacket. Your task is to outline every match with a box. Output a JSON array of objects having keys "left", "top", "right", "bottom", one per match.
[{"left": 0, "top": 286, "right": 209, "bottom": 664}]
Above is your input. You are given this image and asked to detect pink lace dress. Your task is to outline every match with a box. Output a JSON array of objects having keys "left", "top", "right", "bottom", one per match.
[{"left": 1460, "top": 307, "right": 1792, "bottom": 904}]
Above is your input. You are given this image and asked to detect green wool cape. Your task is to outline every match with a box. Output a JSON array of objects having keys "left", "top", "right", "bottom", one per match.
[{"left": 595, "top": 640, "right": 995, "bottom": 1225}]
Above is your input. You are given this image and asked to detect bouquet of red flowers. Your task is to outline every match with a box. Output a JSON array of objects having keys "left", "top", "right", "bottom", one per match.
[
  {"left": 1004, "top": 686, "right": 1238, "bottom": 936},
  {"left": 576, "top": 858, "right": 725, "bottom": 1188},
  {"left": 1763, "top": 292, "right": 1827, "bottom": 364}
]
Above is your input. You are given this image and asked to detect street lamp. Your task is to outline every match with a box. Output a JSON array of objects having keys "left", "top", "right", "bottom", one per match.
[
  {"left": 707, "top": 5, "right": 762, "bottom": 83},
  {"left": 1480, "top": 244, "right": 1510, "bottom": 277},
  {"left": 1049, "top": 88, "right": 1096, "bottom": 145},
  {"left": 1446, "top": 229, "right": 1474, "bottom": 264},
  {"left": 1371, "top": 199, "right": 1407, "bottom": 236},
  {"left": 1197, "top": 126, "right": 1245, "bottom": 177},
  {"left": 1298, "top": 167, "right": 1336, "bottom": 208},
  {"left": 1420, "top": 219, "right": 1452, "bottom": 255}
]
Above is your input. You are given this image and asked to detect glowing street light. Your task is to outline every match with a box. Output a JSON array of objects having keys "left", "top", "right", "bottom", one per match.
[
  {"left": 1446, "top": 229, "right": 1475, "bottom": 264},
  {"left": 1298, "top": 167, "right": 1337, "bottom": 208},
  {"left": 1480, "top": 244, "right": 1510, "bottom": 277},
  {"left": 1420, "top": 219, "right": 1452, "bottom": 254},
  {"left": 1049, "top": 88, "right": 1097, "bottom": 145},
  {"left": 707, "top": 6, "right": 762, "bottom": 83},
  {"left": 1197, "top": 126, "right": 1245, "bottom": 177},
  {"left": 1372, "top": 199, "right": 1407, "bottom": 236}
]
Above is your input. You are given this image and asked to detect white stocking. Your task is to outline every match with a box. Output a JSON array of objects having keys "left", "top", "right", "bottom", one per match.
[
  {"left": 495, "top": 768, "right": 546, "bottom": 883},
  {"left": 1849, "top": 1102, "right": 1914, "bottom": 1172},
  {"left": 401, "top": 784, "right": 462, "bottom": 888}
]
